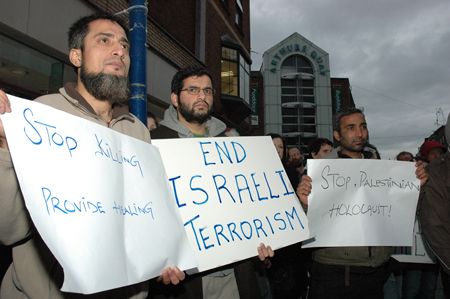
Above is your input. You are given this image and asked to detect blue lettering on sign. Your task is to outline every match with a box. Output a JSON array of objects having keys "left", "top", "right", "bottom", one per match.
[
  {"left": 214, "top": 224, "right": 230, "bottom": 246},
  {"left": 251, "top": 172, "right": 268, "bottom": 201},
  {"left": 275, "top": 170, "right": 295, "bottom": 196},
  {"left": 190, "top": 175, "right": 209, "bottom": 205},
  {"left": 112, "top": 201, "right": 154, "bottom": 218},
  {"left": 213, "top": 174, "right": 237, "bottom": 204},
  {"left": 94, "top": 134, "right": 143, "bottom": 177},
  {"left": 235, "top": 174, "right": 254, "bottom": 203},
  {"left": 169, "top": 175, "right": 186, "bottom": 208},
  {"left": 23, "top": 108, "right": 78, "bottom": 157},
  {"left": 199, "top": 142, "right": 215, "bottom": 166},
  {"left": 264, "top": 172, "right": 280, "bottom": 199},
  {"left": 41, "top": 187, "right": 105, "bottom": 215},
  {"left": 167, "top": 168, "right": 294, "bottom": 208},
  {"left": 199, "top": 140, "right": 247, "bottom": 167},
  {"left": 183, "top": 206, "right": 304, "bottom": 251}
]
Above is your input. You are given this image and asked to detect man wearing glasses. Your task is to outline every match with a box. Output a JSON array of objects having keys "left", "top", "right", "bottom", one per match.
[
  {"left": 150, "top": 66, "right": 273, "bottom": 298},
  {"left": 151, "top": 66, "right": 225, "bottom": 139}
]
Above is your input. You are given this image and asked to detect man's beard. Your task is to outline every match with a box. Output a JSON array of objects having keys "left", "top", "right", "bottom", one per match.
[
  {"left": 341, "top": 139, "right": 367, "bottom": 153},
  {"left": 80, "top": 66, "right": 129, "bottom": 105},
  {"left": 178, "top": 99, "right": 211, "bottom": 124}
]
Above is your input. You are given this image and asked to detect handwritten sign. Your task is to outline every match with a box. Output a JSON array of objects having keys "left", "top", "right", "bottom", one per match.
[
  {"left": 152, "top": 136, "right": 310, "bottom": 271},
  {"left": 1, "top": 95, "right": 197, "bottom": 294},
  {"left": 392, "top": 218, "right": 435, "bottom": 264},
  {"left": 303, "top": 159, "right": 419, "bottom": 248}
]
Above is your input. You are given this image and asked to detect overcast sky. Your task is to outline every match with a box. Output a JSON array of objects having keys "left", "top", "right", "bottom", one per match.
[{"left": 250, "top": 0, "right": 450, "bottom": 159}]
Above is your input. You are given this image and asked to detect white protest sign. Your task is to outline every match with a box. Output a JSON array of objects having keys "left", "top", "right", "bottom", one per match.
[
  {"left": 392, "top": 218, "right": 435, "bottom": 264},
  {"left": 303, "top": 159, "right": 419, "bottom": 248},
  {"left": 1, "top": 95, "right": 197, "bottom": 294},
  {"left": 152, "top": 136, "right": 310, "bottom": 271}
]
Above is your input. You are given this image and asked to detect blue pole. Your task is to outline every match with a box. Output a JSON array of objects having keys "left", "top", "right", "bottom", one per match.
[{"left": 128, "top": 0, "right": 147, "bottom": 125}]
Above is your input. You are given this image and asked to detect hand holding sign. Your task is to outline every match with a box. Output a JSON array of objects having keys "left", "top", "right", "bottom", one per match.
[
  {"left": 415, "top": 160, "right": 428, "bottom": 186},
  {"left": 1, "top": 95, "right": 197, "bottom": 294},
  {"left": 296, "top": 175, "right": 312, "bottom": 206},
  {"left": 158, "top": 267, "right": 186, "bottom": 285},
  {"left": 152, "top": 136, "right": 309, "bottom": 272}
]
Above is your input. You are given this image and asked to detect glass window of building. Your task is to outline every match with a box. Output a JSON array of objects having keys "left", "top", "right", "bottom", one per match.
[
  {"left": 221, "top": 46, "right": 250, "bottom": 103},
  {"left": 280, "top": 54, "right": 316, "bottom": 149},
  {"left": 0, "top": 34, "right": 76, "bottom": 99},
  {"left": 235, "top": 0, "right": 243, "bottom": 29}
]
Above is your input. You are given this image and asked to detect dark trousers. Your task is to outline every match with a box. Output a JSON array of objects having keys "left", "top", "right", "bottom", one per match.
[
  {"left": 308, "top": 261, "right": 389, "bottom": 299},
  {"left": 442, "top": 269, "right": 450, "bottom": 299}
]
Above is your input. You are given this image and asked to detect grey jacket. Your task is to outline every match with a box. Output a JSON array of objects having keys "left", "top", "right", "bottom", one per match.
[
  {"left": 150, "top": 106, "right": 262, "bottom": 299},
  {"left": 156, "top": 105, "right": 226, "bottom": 138},
  {"left": 0, "top": 83, "right": 150, "bottom": 299}
]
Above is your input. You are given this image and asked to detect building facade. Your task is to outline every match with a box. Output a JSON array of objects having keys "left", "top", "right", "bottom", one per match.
[
  {"left": 261, "top": 33, "right": 333, "bottom": 150},
  {"left": 251, "top": 33, "right": 355, "bottom": 151},
  {"left": 0, "top": 0, "right": 252, "bottom": 131}
]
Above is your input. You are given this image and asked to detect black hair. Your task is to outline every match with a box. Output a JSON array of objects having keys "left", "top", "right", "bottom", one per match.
[
  {"left": 308, "top": 137, "right": 333, "bottom": 156},
  {"left": 171, "top": 66, "right": 213, "bottom": 95},
  {"left": 68, "top": 13, "right": 128, "bottom": 50},
  {"left": 334, "top": 107, "right": 365, "bottom": 133},
  {"left": 396, "top": 151, "right": 414, "bottom": 161}
]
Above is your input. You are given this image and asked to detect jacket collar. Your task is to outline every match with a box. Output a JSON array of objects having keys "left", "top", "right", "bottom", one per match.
[
  {"left": 63, "top": 82, "right": 132, "bottom": 122},
  {"left": 159, "top": 105, "right": 226, "bottom": 138}
]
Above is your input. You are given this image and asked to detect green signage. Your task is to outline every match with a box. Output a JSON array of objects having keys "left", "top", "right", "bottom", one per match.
[{"left": 269, "top": 43, "right": 329, "bottom": 76}]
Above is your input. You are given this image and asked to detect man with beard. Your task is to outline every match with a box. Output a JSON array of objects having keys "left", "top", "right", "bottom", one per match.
[
  {"left": 296, "top": 108, "right": 428, "bottom": 299},
  {"left": 0, "top": 14, "right": 183, "bottom": 298},
  {"left": 151, "top": 66, "right": 225, "bottom": 139},
  {"left": 150, "top": 66, "right": 274, "bottom": 299}
]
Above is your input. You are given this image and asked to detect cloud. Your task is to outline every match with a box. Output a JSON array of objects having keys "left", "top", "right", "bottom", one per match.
[{"left": 251, "top": 0, "right": 450, "bottom": 159}]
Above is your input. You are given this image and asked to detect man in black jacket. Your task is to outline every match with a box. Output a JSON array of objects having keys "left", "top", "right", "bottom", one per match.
[{"left": 150, "top": 66, "right": 273, "bottom": 299}]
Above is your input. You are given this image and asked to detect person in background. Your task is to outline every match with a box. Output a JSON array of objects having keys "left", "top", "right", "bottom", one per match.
[
  {"left": 396, "top": 151, "right": 415, "bottom": 162},
  {"left": 288, "top": 147, "right": 303, "bottom": 166},
  {"left": 288, "top": 147, "right": 305, "bottom": 176},
  {"left": 419, "top": 113, "right": 450, "bottom": 299},
  {"left": 147, "top": 111, "right": 158, "bottom": 131},
  {"left": 268, "top": 133, "right": 308, "bottom": 299},
  {"left": 419, "top": 140, "right": 446, "bottom": 163},
  {"left": 383, "top": 150, "right": 420, "bottom": 299},
  {"left": 401, "top": 141, "right": 445, "bottom": 299},
  {"left": 307, "top": 138, "right": 333, "bottom": 160},
  {"left": 269, "top": 134, "right": 300, "bottom": 190},
  {"left": 149, "top": 66, "right": 274, "bottom": 299},
  {"left": 0, "top": 14, "right": 183, "bottom": 299}
]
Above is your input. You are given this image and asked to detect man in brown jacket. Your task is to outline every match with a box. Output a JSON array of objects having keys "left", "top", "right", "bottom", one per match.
[
  {"left": 297, "top": 108, "right": 428, "bottom": 299},
  {"left": 0, "top": 13, "right": 183, "bottom": 299}
]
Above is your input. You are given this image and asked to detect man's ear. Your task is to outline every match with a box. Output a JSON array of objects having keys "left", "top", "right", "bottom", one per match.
[
  {"left": 69, "top": 49, "right": 82, "bottom": 67},
  {"left": 333, "top": 130, "right": 341, "bottom": 142},
  {"left": 170, "top": 93, "right": 178, "bottom": 108}
]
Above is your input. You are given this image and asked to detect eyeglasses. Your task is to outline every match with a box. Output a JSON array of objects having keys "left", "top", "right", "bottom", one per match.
[{"left": 180, "top": 87, "right": 215, "bottom": 96}]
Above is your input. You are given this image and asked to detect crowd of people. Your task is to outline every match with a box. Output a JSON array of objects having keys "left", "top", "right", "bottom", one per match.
[{"left": 0, "top": 12, "right": 449, "bottom": 299}]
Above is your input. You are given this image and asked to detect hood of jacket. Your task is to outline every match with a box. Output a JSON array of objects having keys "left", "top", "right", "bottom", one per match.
[{"left": 159, "top": 105, "right": 226, "bottom": 138}]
